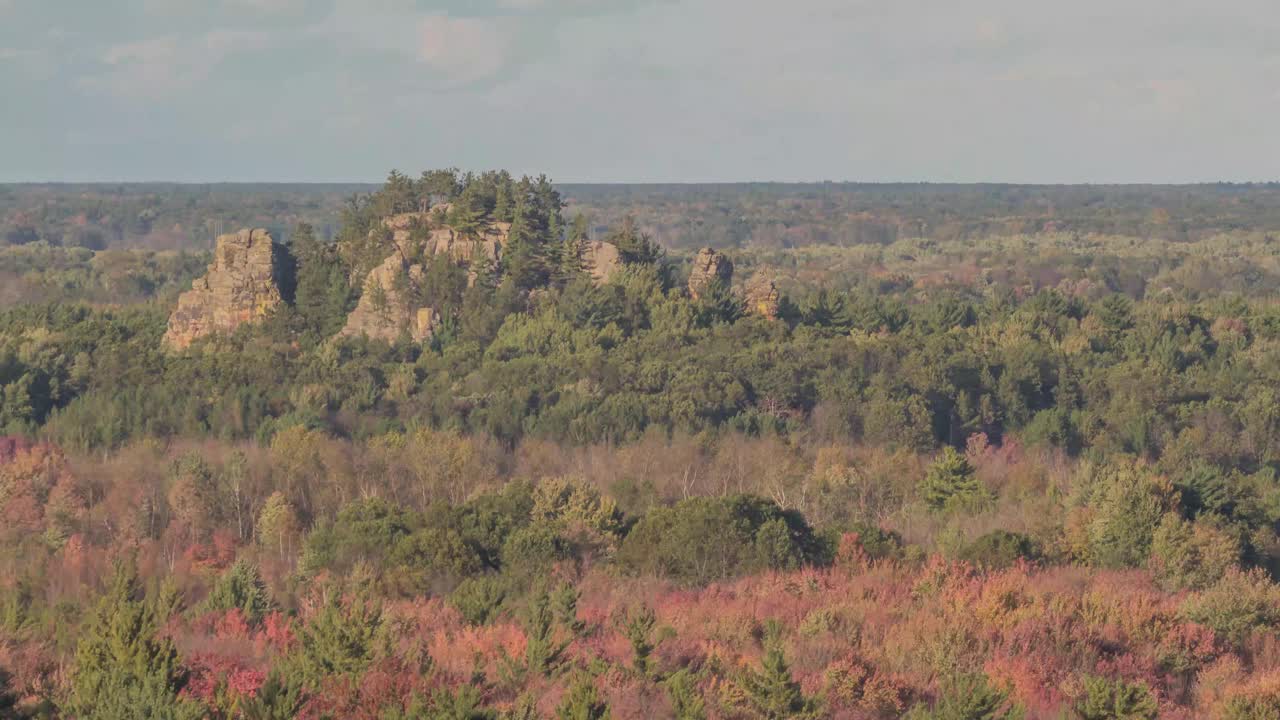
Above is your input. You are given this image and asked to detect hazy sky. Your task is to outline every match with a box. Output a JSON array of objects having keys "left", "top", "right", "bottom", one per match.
[{"left": 1, "top": 0, "right": 1276, "bottom": 183}]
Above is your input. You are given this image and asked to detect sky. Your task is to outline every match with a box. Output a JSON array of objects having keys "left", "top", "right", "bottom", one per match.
[{"left": 0, "top": 0, "right": 1277, "bottom": 184}]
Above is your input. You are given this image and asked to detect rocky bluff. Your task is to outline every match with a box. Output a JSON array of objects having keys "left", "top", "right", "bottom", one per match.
[{"left": 163, "top": 229, "right": 287, "bottom": 350}]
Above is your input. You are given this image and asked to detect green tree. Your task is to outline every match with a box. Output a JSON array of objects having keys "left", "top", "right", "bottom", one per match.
[
  {"left": 919, "top": 447, "right": 990, "bottom": 512},
  {"left": 1086, "top": 465, "right": 1173, "bottom": 568},
  {"left": 294, "top": 591, "right": 385, "bottom": 687},
  {"left": 608, "top": 216, "right": 662, "bottom": 266},
  {"left": 1074, "top": 676, "right": 1158, "bottom": 720},
  {"left": 239, "top": 670, "right": 305, "bottom": 720},
  {"left": 737, "top": 623, "right": 817, "bottom": 719},
  {"left": 665, "top": 670, "right": 707, "bottom": 720},
  {"left": 200, "top": 559, "right": 273, "bottom": 626},
  {"left": 556, "top": 676, "right": 610, "bottom": 720},
  {"left": 67, "top": 564, "right": 201, "bottom": 720},
  {"left": 906, "top": 674, "right": 1021, "bottom": 720},
  {"left": 620, "top": 605, "right": 657, "bottom": 675},
  {"left": 291, "top": 222, "right": 353, "bottom": 338}
]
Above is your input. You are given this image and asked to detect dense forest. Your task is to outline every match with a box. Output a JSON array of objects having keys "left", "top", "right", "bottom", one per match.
[{"left": 3, "top": 171, "right": 1280, "bottom": 718}]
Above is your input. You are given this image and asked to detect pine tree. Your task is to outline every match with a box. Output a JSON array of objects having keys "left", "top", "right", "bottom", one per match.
[
  {"left": 621, "top": 605, "right": 657, "bottom": 674},
  {"left": 552, "top": 214, "right": 590, "bottom": 286},
  {"left": 665, "top": 670, "right": 706, "bottom": 720},
  {"left": 68, "top": 563, "right": 201, "bottom": 720},
  {"left": 738, "top": 624, "right": 816, "bottom": 719},
  {"left": 294, "top": 591, "right": 384, "bottom": 687},
  {"left": 608, "top": 216, "right": 662, "bottom": 266},
  {"left": 291, "top": 222, "right": 353, "bottom": 338},
  {"left": 1074, "top": 675, "right": 1157, "bottom": 720},
  {"left": 239, "top": 670, "right": 305, "bottom": 720},
  {"left": 919, "top": 446, "right": 990, "bottom": 512},
  {"left": 556, "top": 676, "right": 610, "bottom": 720},
  {"left": 201, "top": 559, "right": 273, "bottom": 626},
  {"left": 522, "top": 588, "right": 568, "bottom": 677},
  {"left": 448, "top": 186, "right": 486, "bottom": 238},
  {"left": 493, "top": 173, "right": 515, "bottom": 223},
  {"left": 502, "top": 197, "right": 549, "bottom": 290},
  {"left": 907, "top": 673, "right": 1021, "bottom": 720}
]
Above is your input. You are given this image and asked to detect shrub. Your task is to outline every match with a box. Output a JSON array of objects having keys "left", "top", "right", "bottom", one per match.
[
  {"left": 1149, "top": 513, "right": 1240, "bottom": 591},
  {"left": 1181, "top": 568, "right": 1280, "bottom": 644},
  {"left": 956, "top": 531, "right": 1040, "bottom": 570},
  {"left": 616, "top": 495, "right": 828, "bottom": 585}
]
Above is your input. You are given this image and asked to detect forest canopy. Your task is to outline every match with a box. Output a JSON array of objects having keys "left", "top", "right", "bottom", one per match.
[{"left": 2, "top": 170, "right": 1280, "bottom": 718}]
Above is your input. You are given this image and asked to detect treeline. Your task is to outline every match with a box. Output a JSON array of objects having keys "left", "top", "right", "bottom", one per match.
[{"left": 8, "top": 179, "right": 1280, "bottom": 253}]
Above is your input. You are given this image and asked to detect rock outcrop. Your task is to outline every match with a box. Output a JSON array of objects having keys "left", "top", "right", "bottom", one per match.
[
  {"left": 583, "top": 241, "right": 623, "bottom": 285},
  {"left": 745, "top": 274, "right": 781, "bottom": 320},
  {"left": 338, "top": 253, "right": 439, "bottom": 343},
  {"left": 687, "top": 247, "right": 734, "bottom": 299},
  {"left": 163, "top": 229, "right": 285, "bottom": 350},
  {"left": 337, "top": 208, "right": 512, "bottom": 343},
  {"left": 427, "top": 223, "right": 511, "bottom": 265}
]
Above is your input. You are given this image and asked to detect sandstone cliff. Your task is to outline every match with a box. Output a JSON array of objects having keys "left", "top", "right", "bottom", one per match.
[
  {"left": 584, "top": 241, "right": 623, "bottom": 285},
  {"left": 336, "top": 210, "right": 512, "bottom": 343},
  {"left": 163, "top": 229, "right": 285, "bottom": 350},
  {"left": 687, "top": 247, "right": 733, "bottom": 299},
  {"left": 745, "top": 274, "right": 781, "bottom": 320},
  {"left": 338, "top": 253, "right": 439, "bottom": 343}
]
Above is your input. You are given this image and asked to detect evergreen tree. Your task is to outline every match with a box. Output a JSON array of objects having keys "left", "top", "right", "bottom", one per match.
[
  {"left": 1074, "top": 676, "right": 1157, "bottom": 720},
  {"left": 665, "top": 670, "right": 707, "bottom": 720},
  {"left": 556, "top": 676, "right": 610, "bottom": 720},
  {"left": 291, "top": 222, "right": 354, "bottom": 338},
  {"left": 502, "top": 196, "right": 549, "bottom": 290},
  {"left": 906, "top": 674, "right": 1021, "bottom": 720},
  {"left": 919, "top": 447, "right": 990, "bottom": 512},
  {"left": 620, "top": 605, "right": 657, "bottom": 675},
  {"left": 200, "top": 559, "right": 273, "bottom": 626},
  {"left": 239, "top": 670, "right": 305, "bottom": 720},
  {"left": 449, "top": 184, "right": 486, "bottom": 238},
  {"left": 67, "top": 564, "right": 201, "bottom": 720},
  {"left": 738, "top": 623, "right": 816, "bottom": 719},
  {"left": 692, "top": 278, "right": 743, "bottom": 327},
  {"left": 294, "top": 591, "right": 385, "bottom": 687},
  {"left": 552, "top": 214, "right": 590, "bottom": 286},
  {"left": 420, "top": 168, "right": 463, "bottom": 205},
  {"left": 522, "top": 588, "right": 568, "bottom": 677},
  {"left": 608, "top": 216, "right": 662, "bottom": 266},
  {"left": 493, "top": 177, "right": 514, "bottom": 223}
]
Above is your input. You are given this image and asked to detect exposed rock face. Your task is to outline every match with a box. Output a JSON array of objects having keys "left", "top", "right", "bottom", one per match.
[
  {"left": 583, "top": 241, "right": 622, "bottom": 285},
  {"left": 745, "top": 274, "right": 781, "bottom": 320},
  {"left": 338, "top": 209, "right": 517, "bottom": 343},
  {"left": 428, "top": 223, "right": 511, "bottom": 265},
  {"left": 383, "top": 212, "right": 431, "bottom": 251},
  {"left": 339, "top": 253, "right": 439, "bottom": 343},
  {"left": 688, "top": 247, "right": 734, "bottom": 299},
  {"left": 163, "top": 229, "right": 285, "bottom": 350}
]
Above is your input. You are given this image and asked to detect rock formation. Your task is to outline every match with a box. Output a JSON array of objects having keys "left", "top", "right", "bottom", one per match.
[
  {"left": 745, "top": 274, "right": 781, "bottom": 320},
  {"left": 163, "top": 229, "right": 285, "bottom": 350},
  {"left": 337, "top": 208, "right": 512, "bottom": 343},
  {"left": 687, "top": 247, "right": 733, "bottom": 299},
  {"left": 427, "top": 223, "right": 511, "bottom": 265},
  {"left": 583, "top": 241, "right": 623, "bottom": 285},
  {"left": 338, "top": 253, "right": 439, "bottom": 343}
]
